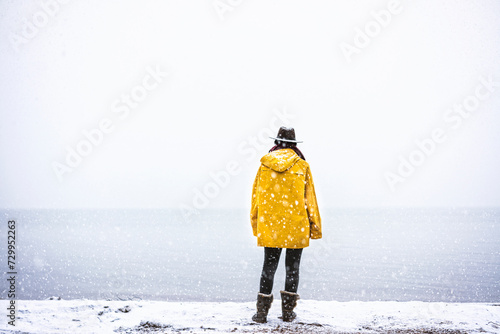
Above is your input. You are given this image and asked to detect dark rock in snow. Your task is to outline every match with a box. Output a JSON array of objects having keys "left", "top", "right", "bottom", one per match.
[{"left": 117, "top": 305, "right": 131, "bottom": 313}]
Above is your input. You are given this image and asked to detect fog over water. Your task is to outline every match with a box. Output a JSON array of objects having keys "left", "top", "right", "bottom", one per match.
[{"left": 2, "top": 208, "right": 498, "bottom": 302}]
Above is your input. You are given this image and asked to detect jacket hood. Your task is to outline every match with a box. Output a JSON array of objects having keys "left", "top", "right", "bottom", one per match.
[{"left": 260, "top": 148, "right": 301, "bottom": 172}]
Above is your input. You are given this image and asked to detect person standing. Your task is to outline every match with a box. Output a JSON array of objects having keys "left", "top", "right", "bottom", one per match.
[{"left": 250, "top": 126, "right": 322, "bottom": 323}]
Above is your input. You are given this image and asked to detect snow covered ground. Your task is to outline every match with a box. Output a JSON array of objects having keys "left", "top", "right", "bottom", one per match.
[{"left": 1, "top": 299, "right": 499, "bottom": 334}]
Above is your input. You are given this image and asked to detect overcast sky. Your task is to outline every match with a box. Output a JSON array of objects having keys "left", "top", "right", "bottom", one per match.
[{"left": 1, "top": 0, "right": 499, "bottom": 210}]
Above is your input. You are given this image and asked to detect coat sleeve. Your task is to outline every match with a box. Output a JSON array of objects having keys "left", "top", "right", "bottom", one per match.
[
  {"left": 250, "top": 167, "right": 261, "bottom": 237},
  {"left": 305, "top": 167, "right": 322, "bottom": 239}
]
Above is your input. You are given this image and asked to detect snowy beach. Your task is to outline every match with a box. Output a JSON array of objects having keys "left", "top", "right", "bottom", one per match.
[
  {"left": 2, "top": 1, "right": 500, "bottom": 333},
  {"left": 1, "top": 299, "right": 499, "bottom": 333}
]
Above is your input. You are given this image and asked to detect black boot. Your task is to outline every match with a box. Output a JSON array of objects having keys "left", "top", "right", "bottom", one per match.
[
  {"left": 252, "top": 293, "right": 273, "bottom": 323},
  {"left": 280, "top": 290, "right": 299, "bottom": 322}
]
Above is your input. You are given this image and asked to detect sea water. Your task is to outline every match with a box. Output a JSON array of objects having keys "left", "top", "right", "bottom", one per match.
[{"left": 1, "top": 208, "right": 498, "bottom": 302}]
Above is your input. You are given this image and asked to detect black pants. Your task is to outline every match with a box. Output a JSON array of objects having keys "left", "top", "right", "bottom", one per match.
[{"left": 259, "top": 247, "right": 303, "bottom": 295}]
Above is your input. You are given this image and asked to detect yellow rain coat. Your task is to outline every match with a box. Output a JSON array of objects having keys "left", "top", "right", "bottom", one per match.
[{"left": 251, "top": 148, "right": 322, "bottom": 248}]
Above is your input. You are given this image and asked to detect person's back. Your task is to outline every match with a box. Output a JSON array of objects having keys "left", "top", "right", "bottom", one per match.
[{"left": 251, "top": 148, "right": 321, "bottom": 249}]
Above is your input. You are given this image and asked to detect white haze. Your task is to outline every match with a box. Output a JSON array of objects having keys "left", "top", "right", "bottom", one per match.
[{"left": 0, "top": 0, "right": 499, "bottom": 210}]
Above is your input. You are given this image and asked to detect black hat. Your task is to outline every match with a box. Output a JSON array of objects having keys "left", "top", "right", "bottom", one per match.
[{"left": 269, "top": 126, "right": 303, "bottom": 143}]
